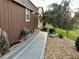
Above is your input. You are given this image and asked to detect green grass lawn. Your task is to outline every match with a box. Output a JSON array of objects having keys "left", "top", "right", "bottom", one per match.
[{"left": 46, "top": 24, "right": 79, "bottom": 41}]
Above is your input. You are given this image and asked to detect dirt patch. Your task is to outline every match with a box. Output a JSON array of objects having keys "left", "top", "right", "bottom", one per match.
[{"left": 45, "top": 37, "right": 79, "bottom": 59}]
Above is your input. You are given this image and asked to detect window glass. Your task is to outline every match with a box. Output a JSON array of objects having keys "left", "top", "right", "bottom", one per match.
[{"left": 25, "top": 9, "right": 30, "bottom": 22}]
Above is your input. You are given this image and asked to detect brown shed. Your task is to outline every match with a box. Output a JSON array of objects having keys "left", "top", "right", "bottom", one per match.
[{"left": 0, "top": 0, "right": 38, "bottom": 45}]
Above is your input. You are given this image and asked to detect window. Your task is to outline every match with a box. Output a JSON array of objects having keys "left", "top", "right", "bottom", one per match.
[{"left": 25, "top": 9, "right": 30, "bottom": 22}]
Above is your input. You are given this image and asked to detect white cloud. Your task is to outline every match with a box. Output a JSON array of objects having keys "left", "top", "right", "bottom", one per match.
[{"left": 30, "top": 0, "right": 79, "bottom": 12}]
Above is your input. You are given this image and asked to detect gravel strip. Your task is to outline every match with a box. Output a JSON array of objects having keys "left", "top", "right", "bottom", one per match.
[{"left": 45, "top": 37, "right": 79, "bottom": 59}]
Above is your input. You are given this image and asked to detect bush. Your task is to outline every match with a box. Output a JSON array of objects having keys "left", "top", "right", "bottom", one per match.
[
  {"left": 59, "top": 34, "right": 63, "bottom": 39},
  {"left": 42, "top": 27, "right": 47, "bottom": 32},
  {"left": 75, "top": 36, "right": 79, "bottom": 51},
  {"left": 42, "top": 22, "right": 46, "bottom": 27},
  {"left": 49, "top": 28, "right": 54, "bottom": 34},
  {"left": 20, "top": 30, "right": 29, "bottom": 37}
]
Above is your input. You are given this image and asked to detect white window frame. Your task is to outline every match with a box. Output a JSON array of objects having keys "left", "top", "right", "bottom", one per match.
[{"left": 25, "top": 9, "right": 30, "bottom": 22}]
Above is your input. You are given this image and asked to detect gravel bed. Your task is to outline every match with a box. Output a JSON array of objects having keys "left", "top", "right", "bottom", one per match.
[{"left": 45, "top": 37, "right": 79, "bottom": 59}]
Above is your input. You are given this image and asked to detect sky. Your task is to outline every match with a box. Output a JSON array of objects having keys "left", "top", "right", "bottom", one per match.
[{"left": 30, "top": 0, "right": 79, "bottom": 12}]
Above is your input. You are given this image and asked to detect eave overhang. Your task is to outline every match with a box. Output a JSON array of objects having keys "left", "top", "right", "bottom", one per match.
[{"left": 14, "top": 0, "right": 38, "bottom": 14}]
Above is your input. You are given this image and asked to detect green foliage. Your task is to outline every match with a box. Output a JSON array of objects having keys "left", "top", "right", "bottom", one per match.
[
  {"left": 75, "top": 37, "right": 79, "bottom": 51},
  {"left": 49, "top": 28, "right": 55, "bottom": 34},
  {"left": 46, "top": 24, "right": 78, "bottom": 41},
  {"left": 47, "top": 0, "right": 75, "bottom": 38},
  {"left": 41, "top": 0, "right": 76, "bottom": 30},
  {"left": 42, "top": 22, "right": 46, "bottom": 27},
  {"left": 41, "top": 27, "right": 48, "bottom": 32},
  {"left": 61, "top": 19, "right": 74, "bottom": 30},
  {"left": 58, "top": 34, "right": 63, "bottom": 39},
  {"left": 42, "top": 0, "right": 75, "bottom": 31},
  {"left": 74, "top": 11, "right": 79, "bottom": 28},
  {"left": 41, "top": 12, "right": 49, "bottom": 23},
  {"left": 41, "top": 0, "right": 77, "bottom": 40},
  {"left": 56, "top": 28, "right": 76, "bottom": 41}
]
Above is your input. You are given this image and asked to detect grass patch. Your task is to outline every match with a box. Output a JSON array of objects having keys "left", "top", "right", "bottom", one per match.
[
  {"left": 56, "top": 28, "right": 77, "bottom": 41},
  {"left": 46, "top": 24, "right": 79, "bottom": 41}
]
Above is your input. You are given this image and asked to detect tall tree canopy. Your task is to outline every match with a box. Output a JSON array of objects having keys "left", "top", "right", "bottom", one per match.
[
  {"left": 41, "top": 0, "right": 75, "bottom": 29},
  {"left": 41, "top": 0, "right": 76, "bottom": 37}
]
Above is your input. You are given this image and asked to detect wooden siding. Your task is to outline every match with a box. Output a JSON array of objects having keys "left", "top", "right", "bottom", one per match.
[
  {"left": 25, "top": 12, "right": 38, "bottom": 33},
  {"left": 0, "top": 0, "right": 25, "bottom": 44}
]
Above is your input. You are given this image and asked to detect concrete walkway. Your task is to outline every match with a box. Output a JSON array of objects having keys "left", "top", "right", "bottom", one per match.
[{"left": 1, "top": 31, "right": 48, "bottom": 59}]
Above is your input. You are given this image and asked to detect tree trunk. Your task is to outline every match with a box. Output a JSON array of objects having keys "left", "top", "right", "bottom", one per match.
[
  {"left": 42, "top": 22, "right": 46, "bottom": 27},
  {"left": 66, "top": 30, "right": 68, "bottom": 38},
  {"left": 54, "top": 27, "right": 56, "bottom": 33}
]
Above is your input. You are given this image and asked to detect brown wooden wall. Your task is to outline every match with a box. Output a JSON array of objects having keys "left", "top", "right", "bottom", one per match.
[
  {"left": 30, "top": 12, "right": 38, "bottom": 33},
  {"left": 0, "top": 0, "right": 25, "bottom": 44},
  {"left": 25, "top": 12, "right": 38, "bottom": 33}
]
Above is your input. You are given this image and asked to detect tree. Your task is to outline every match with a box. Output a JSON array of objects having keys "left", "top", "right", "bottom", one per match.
[
  {"left": 59, "top": 0, "right": 75, "bottom": 37},
  {"left": 41, "top": 12, "right": 49, "bottom": 27},
  {"left": 41, "top": 0, "right": 75, "bottom": 37},
  {"left": 74, "top": 11, "right": 79, "bottom": 28},
  {"left": 61, "top": 19, "right": 75, "bottom": 37},
  {"left": 48, "top": 3, "right": 63, "bottom": 31}
]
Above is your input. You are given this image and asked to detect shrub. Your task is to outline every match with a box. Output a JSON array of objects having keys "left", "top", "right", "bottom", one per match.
[
  {"left": 49, "top": 28, "right": 54, "bottom": 34},
  {"left": 42, "top": 27, "right": 47, "bottom": 32},
  {"left": 42, "top": 22, "right": 46, "bottom": 27},
  {"left": 59, "top": 34, "right": 63, "bottom": 39},
  {"left": 75, "top": 36, "right": 79, "bottom": 51},
  {"left": 20, "top": 30, "right": 29, "bottom": 37}
]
